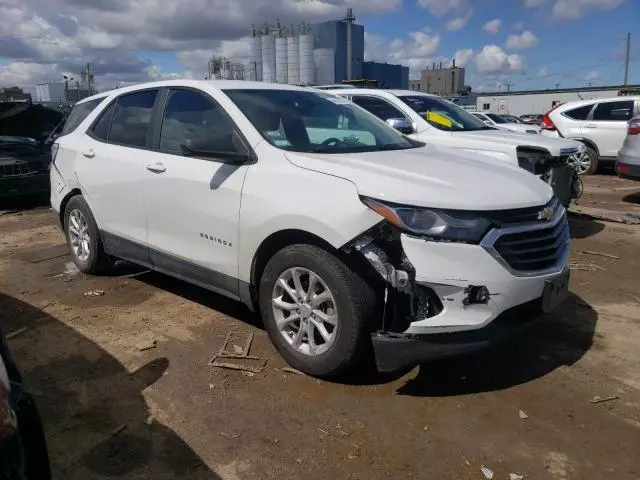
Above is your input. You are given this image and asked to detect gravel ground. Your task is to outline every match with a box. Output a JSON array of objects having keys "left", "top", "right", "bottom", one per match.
[{"left": 1, "top": 174, "right": 639, "bottom": 480}]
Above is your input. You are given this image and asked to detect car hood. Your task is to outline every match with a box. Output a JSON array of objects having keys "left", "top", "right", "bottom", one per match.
[
  {"left": 455, "top": 129, "right": 583, "bottom": 156},
  {"left": 284, "top": 145, "right": 553, "bottom": 210}
]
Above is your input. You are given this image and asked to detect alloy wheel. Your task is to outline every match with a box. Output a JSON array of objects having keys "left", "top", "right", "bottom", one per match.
[
  {"left": 68, "top": 209, "right": 91, "bottom": 262},
  {"left": 272, "top": 267, "right": 338, "bottom": 356},
  {"left": 568, "top": 152, "right": 592, "bottom": 175}
]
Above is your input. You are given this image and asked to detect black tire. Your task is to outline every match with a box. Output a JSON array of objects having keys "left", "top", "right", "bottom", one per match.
[
  {"left": 259, "top": 244, "right": 376, "bottom": 378},
  {"left": 63, "top": 195, "right": 113, "bottom": 274},
  {"left": 581, "top": 145, "right": 599, "bottom": 175}
]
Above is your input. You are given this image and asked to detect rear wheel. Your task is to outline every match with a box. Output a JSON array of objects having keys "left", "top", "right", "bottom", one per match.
[
  {"left": 259, "top": 244, "right": 376, "bottom": 377},
  {"left": 64, "top": 196, "right": 113, "bottom": 274},
  {"left": 569, "top": 145, "right": 598, "bottom": 175}
]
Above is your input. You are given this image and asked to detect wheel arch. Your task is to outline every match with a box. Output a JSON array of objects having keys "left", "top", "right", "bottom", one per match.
[
  {"left": 569, "top": 137, "right": 599, "bottom": 156},
  {"left": 59, "top": 188, "right": 82, "bottom": 225}
]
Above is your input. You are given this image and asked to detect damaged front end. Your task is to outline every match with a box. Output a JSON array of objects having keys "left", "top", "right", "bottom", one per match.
[
  {"left": 517, "top": 147, "right": 582, "bottom": 207},
  {"left": 343, "top": 222, "right": 443, "bottom": 336}
]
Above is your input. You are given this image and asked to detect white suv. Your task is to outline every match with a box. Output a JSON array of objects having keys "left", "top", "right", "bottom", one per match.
[
  {"left": 325, "top": 89, "right": 584, "bottom": 206},
  {"left": 471, "top": 112, "right": 542, "bottom": 135},
  {"left": 51, "top": 80, "right": 570, "bottom": 376},
  {"left": 541, "top": 96, "right": 640, "bottom": 174}
]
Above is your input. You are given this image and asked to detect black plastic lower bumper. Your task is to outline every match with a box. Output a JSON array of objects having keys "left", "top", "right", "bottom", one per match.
[
  {"left": 0, "top": 173, "right": 49, "bottom": 198},
  {"left": 616, "top": 160, "right": 640, "bottom": 181},
  {"left": 371, "top": 299, "right": 544, "bottom": 373}
]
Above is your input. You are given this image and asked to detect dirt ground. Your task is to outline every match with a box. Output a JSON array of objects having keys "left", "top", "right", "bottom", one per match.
[{"left": 1, "top": 174, "right": 640, "bottom": 480}]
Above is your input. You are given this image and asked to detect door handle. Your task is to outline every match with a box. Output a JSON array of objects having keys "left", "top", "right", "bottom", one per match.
[
  {"left": 584, "top": 123, "right": 597, "bottom": 128},
  {"left": 145, "top": 162, "right": 166, "bottom": 173},
  {"left": 82, "top": 149, "right": 95, "bottom": 158}
]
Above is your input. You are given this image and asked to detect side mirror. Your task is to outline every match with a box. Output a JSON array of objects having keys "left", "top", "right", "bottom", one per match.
[{"left": 386, "top": 118, "right": 414, "bottom": 134}]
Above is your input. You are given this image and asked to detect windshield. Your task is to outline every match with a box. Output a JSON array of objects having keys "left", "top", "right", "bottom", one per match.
[
  {"left": 486, "top": 113, "right": 509, "bottom": 124},
  {"left": 224, "top": 89, "right": 419, "bottom": 153},
  {"left": 397, "top": 95, "right": 491, "bottom": 132}
]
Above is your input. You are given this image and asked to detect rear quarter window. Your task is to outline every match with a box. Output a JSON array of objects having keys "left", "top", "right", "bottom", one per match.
[
  {"left": 563, "top": 104, "right": 594, "bottom": 120},
  {"left": 60, "top": 98, "right": 105, "bottom": 135}
]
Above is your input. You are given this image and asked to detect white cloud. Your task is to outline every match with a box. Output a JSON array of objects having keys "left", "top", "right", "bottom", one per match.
[
  {"left": 585, "top": 70, "right": 600, "bottom": 81},
  {"left": 482, "top": 18, "right": 501, "bottom": 34},
  {"left": 513, "top": 21, "right": 525, "bottom": 30},
  {"left": 523, "top": 0, "right": 546, "bottom": 6},
  {"left": 552, "top": 0, "right": 625, "bottom": 21},
  {"left": 446, "top": 10, "right": 473, "bottom": 31},
  {"left": 538, "top": 66, "right": 549, "bottom": 77},
  {"left": 506, "top": 30, "right": 539, "bottom": 50},
  {"left": 475, "top": 45, "right": 525, "bottom": 75},
  {"left": 0, "top": 0, "right": 402, "bottom": 88},
  {"left": 451, "top": 48, "right": 473, "bottom": 67},
  {"left": 365, "top": 30, "right": 441, "bottom": 74},
  {"left": 417, "top": 0, "right": 469, "bottom": 17}
]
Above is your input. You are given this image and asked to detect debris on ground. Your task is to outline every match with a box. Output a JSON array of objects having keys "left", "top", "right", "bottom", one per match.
[
  {"left": 219, "top": 432, "right": 240, "bottom": 438},
  {"left": 83, "top": 289, "right": 105, "bottom": 297},
  {"left": 569, "top": 262, "right": 606, "bottom": 272},
  {"left": 282, "top": 367, "right": 304, "bottom": 375},
  {"left": 296, "top": 458, "right": 303, "bottom": 464},
  {"left": 136, "top": 339, "right": 158, "bottom": 352},
  {"left": 509, "top": 474, "right": 525, "bottom": 480},
  {"left": 210, "top": 332, "right": 266, "bottom": 374},
  {"left": 579, "top": 250, "right": 620, "bottom": 260},
  {"left": 6, "top": 327, "right": 28, "bottom": 340},
  {"left": 518, "top": 410, "right": 529, "bottom": 419},
  {"left": 53, "top": 261, "right": 80, "bottom": 278},
  {"left": 423, "top": 425, "right": 430, "bottom": 431},
  {"left": 480, "top": 466, "right": 494, "bottom": 479},
  {"left": 317, "top": 428, "right": 329, "bottom": 437},
  {"left": 110, "top": 424, "right": 128, "bottom": 438},
  {"left": 241, "top": 371, "right": 255, "bottom": 377},
  {"left": 590, "top": 395, "right": 619, "bottom": 404}
]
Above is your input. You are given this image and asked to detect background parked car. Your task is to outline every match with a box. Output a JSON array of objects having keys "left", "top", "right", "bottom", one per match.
[
  {"left": 501, "top": 114, "right": 525, "bottom": 124},
  {"left": 540, "top": 96, "right": 640, "bottom": 174},
  {"left": 520, "top": 114, "right": 544, "bottom": 125},
  {"left": 616, "top": 115, "right": 640, "bottom": 181},
  {"left": 471, "top": 112, "right": 542, "bottom": 135},
  {"left": 0, "top": 101, "right": 65, "bottom": 198}
]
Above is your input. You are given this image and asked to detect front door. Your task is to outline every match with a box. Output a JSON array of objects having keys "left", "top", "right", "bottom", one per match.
[
  {"left": 583, "top": 100, "right": 635, "bottom": 157},
  {"left": 75, "top": 89, "right": 159, "bottom": 252},
  {"left": 141, "top": 87, "right": 249, "bottom": 296}
]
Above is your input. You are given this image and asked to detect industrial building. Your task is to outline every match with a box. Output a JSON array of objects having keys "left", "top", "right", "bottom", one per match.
[
  {"left": 406, "top": 63, "right": 467, "bottom": 96},
  {"left": 475, "top": 84, "right": 640, "bottom": 116},
  {"left": 242, "top": 8, "right": 409, "bottom": 88},
  {"left": 35, "top": 83, "right": 66, "bottom": 103},
  {"left": 0, "top": 87, "right": 31, "bottom": 102}
]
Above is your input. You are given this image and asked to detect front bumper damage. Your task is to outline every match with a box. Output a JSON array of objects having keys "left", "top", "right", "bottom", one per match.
[{"left": 344, "top": 220, "right": 569, "bottom": 372}]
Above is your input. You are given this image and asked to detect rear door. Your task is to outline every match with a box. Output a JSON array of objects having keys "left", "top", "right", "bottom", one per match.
[
  {"left": 76, "top": 89, "right": 159, "bottom": 261},
  {"left": 583, "top": 99, "right": 635, "bottom": 157},
  {"left": 142, "top": 87, "right": 251, "bottom": 296}
]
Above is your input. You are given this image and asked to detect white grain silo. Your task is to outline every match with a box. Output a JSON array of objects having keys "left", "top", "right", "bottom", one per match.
[
  {"left": 222, "top": 58, "right": 232, "bottom": 80},
  {"left": 298, "top": 24, "right": 315, "bottom": 86},
  {"left": 314, "top": 48, "right": 335, "bottom": 85},
  {"left": 261, "top": 25, "right": 276, "bottom": 83},
  {"left": 275, "top": 24, "right": 288, "bottom": 84},
  {"left": 248, "top": 25, "right": 262, "bottom": 81},
  {"left": 287, "top": 26, "right": 300, "bottom": 85}
]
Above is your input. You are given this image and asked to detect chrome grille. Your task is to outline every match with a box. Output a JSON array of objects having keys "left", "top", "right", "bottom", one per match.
[
  {"left": 482, "top": 200, "right": 569, "bottom": 276},
  {"left": 0, "top": 162, "right": 36, "bottom": 178}
]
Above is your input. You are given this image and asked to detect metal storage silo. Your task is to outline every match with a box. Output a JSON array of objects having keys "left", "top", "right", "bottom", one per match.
[
  {"left": 275, "top": 35, "right": 288, "bottom": 84},
  {"left": 248, "top": 26, "right": 262, "bottom": 81},
  {"left": 298, "top": 24, "right": 315, "bottom": 86},
  {"left": 261, "top": 25, "right": 276, "bottom": 83},
  {"left": 222, "top": 58, "right": 232, "bottom": 80},
  {"left": 287, "top": 29, "right": 300, "bottom": 85},
  {"left": 314, "top": 48, "right": 335, "bottom": 86}
]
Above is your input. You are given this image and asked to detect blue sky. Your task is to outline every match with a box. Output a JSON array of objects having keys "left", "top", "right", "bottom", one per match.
[{"left": 1, "top": 0, "right": 638, "bottom": 91}]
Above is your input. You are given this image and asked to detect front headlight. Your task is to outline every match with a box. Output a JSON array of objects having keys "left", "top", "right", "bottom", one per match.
[{"left": 361, "top": 197, "right": 491, "bottom": 243}]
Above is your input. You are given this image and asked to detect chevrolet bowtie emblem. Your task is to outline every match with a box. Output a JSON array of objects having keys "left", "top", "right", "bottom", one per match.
[{"left": 538, "top": 207, "right": 554, "bottom": 221}]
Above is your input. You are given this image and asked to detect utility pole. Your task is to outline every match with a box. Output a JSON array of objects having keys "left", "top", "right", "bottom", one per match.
[
  {"left": 554, "top": 83, "right": 560, "bottom": 89},
  {"left": 624, "top": 32, "right": 631, "bottom": 86},
  {"left": 505, "top": 82, "right": 513, "bottom": 93}
]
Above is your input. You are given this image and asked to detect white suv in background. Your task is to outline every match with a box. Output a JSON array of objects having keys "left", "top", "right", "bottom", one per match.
[
  {"left": 326, "top": 89, "right": 583, "bottom": 206},
  {"left": 541, "top": 96, "right": 640, "bottom": 174},
  {"left": 51, "top": 80, "right": 570, "bottom": 377}
]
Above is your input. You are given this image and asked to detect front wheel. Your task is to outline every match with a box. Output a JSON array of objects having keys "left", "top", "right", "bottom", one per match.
[
  {"left": 569, "top": 145, "right": 598, "bottom": 175},
  {"left": 259, "top": 244, "right": 376, "bottom": 377}
]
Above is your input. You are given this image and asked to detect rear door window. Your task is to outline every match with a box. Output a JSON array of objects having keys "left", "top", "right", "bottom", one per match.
[
  {"left": 90, "top": 102, "right": 116, "bottom": 141},
  {"left": 592, "top": 101, "right": 634, "bottom": 121},
  {"left": 60, "top": 98, "right": 104, "bottom": 135},
  {"left": 108, "top": 90, "right": 158, "bottom": 148},
  {"left": 351, "top": 96, "right": 407, "bottom": 122},
  {"left": 564, "top": 104, "right": 594, "bottom": 120}
]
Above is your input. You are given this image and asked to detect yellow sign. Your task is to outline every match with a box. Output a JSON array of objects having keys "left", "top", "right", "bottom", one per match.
[{"left": 426, "top": 111, "right": 452, "bottom": 128}]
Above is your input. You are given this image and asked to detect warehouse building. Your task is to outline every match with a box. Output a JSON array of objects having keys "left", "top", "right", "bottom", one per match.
[
  {"left": 361, "top": 61, "right": 409, "bottom": 89},
  {"left": 476, "top": 84, "right": 640, "bottom": 116}
]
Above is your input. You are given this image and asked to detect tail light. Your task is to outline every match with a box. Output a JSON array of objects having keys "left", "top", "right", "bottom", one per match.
[
  {"left": 542, "top": 103, "right": 564, "bottom": 130},
  {"left": 628, "top": 118, "right": 640, "bottom": 135}
]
